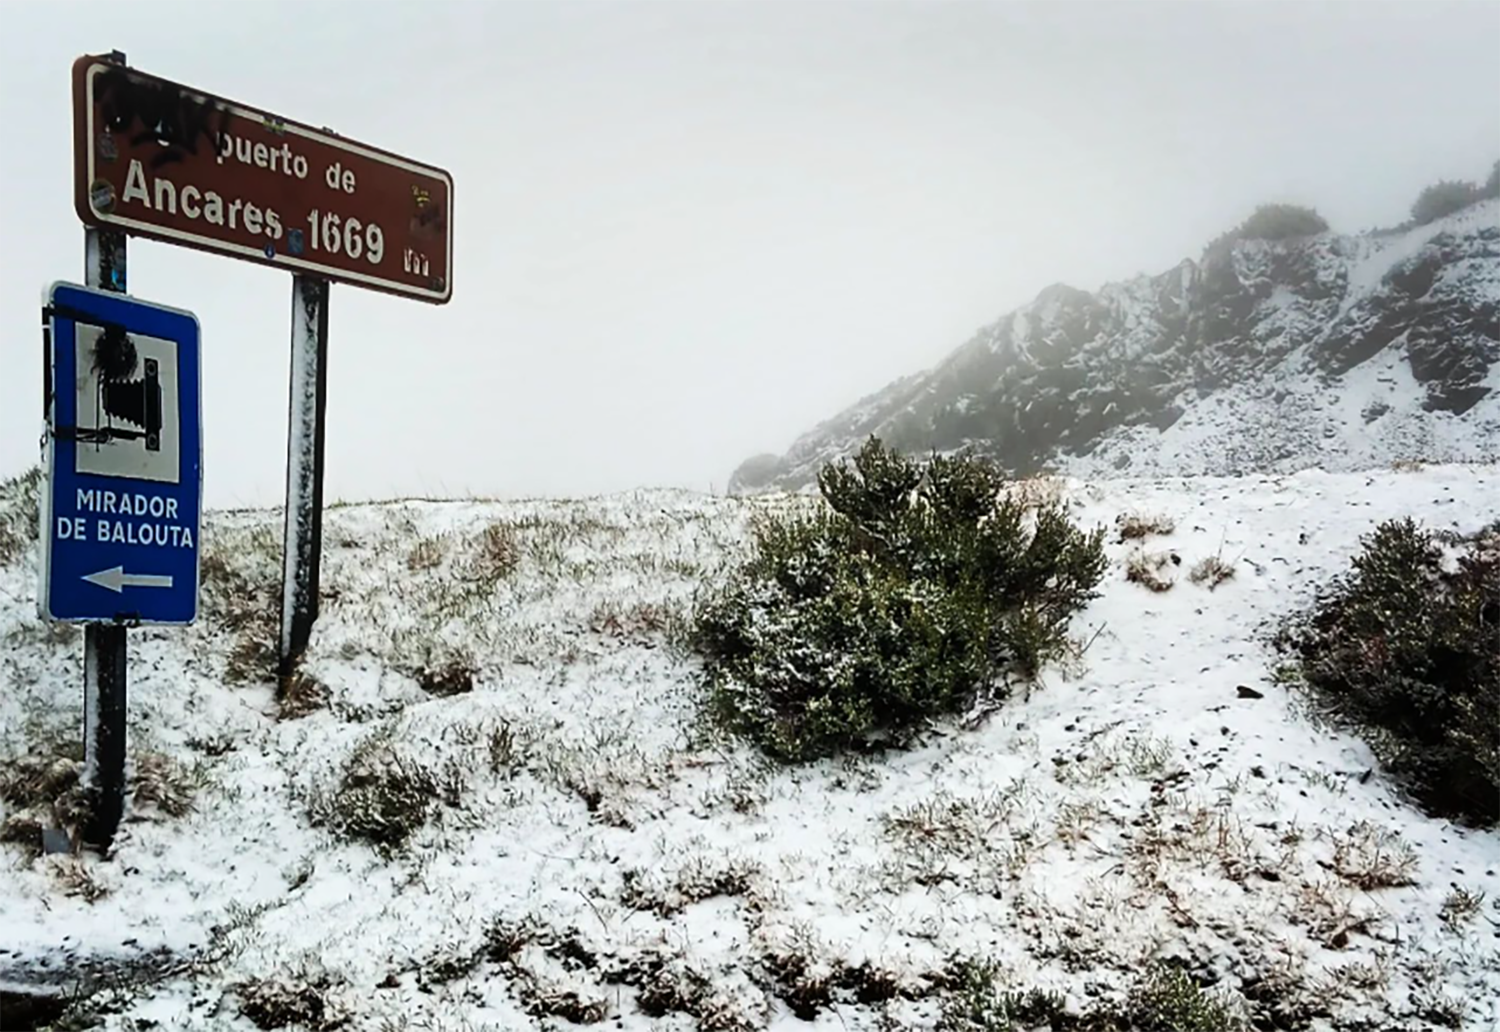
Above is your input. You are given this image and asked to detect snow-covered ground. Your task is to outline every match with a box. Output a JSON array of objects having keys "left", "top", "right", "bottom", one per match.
[{"left": 1, "top": 465, "right": 1498, "bottom": 1030}]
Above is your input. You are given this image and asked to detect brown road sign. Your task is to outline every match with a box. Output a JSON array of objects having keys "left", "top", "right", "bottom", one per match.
[{"left": 72, "top": 55, "right": 453, "bottom": 304}]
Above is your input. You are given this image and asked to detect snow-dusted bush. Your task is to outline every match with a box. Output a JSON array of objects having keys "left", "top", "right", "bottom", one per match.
[
  {"left": 1278, "top": 517, "right": 1499, "bottom": 826},
  {"left": 690, "top": 437, "right": 1107, "bottom": 762},
  {"left": 1116, "top": 511, "right": 1176, "bottom": 541},
  {"left": 1121, "top": 964, "right": 1246, "bottom": 1032},
  {"left": 309, "top": 728, "right": 460, "bottom": 857},
  {"left": 938, "top": 958, "right": 1066, "bottom": 1031},
  {"left": 1234, "top": 203, "right": 1329, "bottom": 241},
  {"left": 234, "top": 973, "right": 340, "bottom": 1030},
  {"left": 200, "top": 523, "right": 281, "bottom": 684},
  {"left": 934, "top": 957, "right": 1244, "bottom": 1031},
  {"left": 0, "top": 465, "right": 41, "bottom": 568},
  {"left": 1202, "top": 203, "right": 1330, "bottom": 262},
  {"left": 1410, "top": 179, "right": 1482, "bottom": 225},
  {"left": 0, "top": 739, "right": 85, "bottom": 857},
  {"left": 1189, "top": 553, "right": 1236, "bottom": 590}
]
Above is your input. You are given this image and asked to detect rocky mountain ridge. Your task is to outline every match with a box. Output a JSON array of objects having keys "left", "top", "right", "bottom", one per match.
[{"left": 733, "top": 198, "right": 1499, "bottom": 492}]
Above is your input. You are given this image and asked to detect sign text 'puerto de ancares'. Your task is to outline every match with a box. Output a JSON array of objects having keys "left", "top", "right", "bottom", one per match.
[{"left": 72, "top": 55, "right": 453, "bottom": 304}]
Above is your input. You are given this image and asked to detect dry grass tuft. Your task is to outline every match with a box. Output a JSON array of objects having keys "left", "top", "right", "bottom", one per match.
[
  {"left": 0, "top": 746, "right": 83, "bottom": 811},
  {"left": 1117, "top": 511, "right": 1177, "bottom": 541},
  {"left": 226, "top": 629, "right": 279, "bottom": 685},
  {"left": 617, "top": 947, "right": 761, "bottom": 1029},
  {"left": 48, "top": 855, "right": 112, "bottom": 902},
  {"left": 486, "top": 718, "right": 531, "bottom": 777},
  {"left": 394, "top": 637, "right": 483, "bottom": 700},
  {"left": 235, "top": 974, "right": 337, "bottom": 1030},
  {"left": 1329, "top": 821, "right": 1419, "bottom": 890},
  {"left": 473, "top": 520, "right": 521, "bottom": 581},
  {"left": 1439, "top": 885, "right": 1485, "bottom": 929},
  {"left": 130, "top": 751, "right": 204, "bottom": 819},
  {"left": 482, "top": 915, "right": 544, "bottom": 964},
  {"left": 588, "top": 599, "right": 679, "bottom": 645},
  {"left": 405, "top": 534, "right": 447, "bottom": 572},
  {"left": 0, "top": 465, "right": 42, "bottom": 567},
  {"left": 879, "top": 786, "right": 1038, "bottom": 891},
  {"left": 1126, "top": 549, "right": 1177, "bottom": 592},
  {"left": 309, "top": 727, "right": 460, "bottom": 858},
  {"left": 479, "top": 916, "right": 612, "bottom": 1024},
  {"left": 1189, "top": 554, "right": 1236, "bottom": 590},
  {"left": 620, "top": 851, "right": 763, "bottom": 917},
  {"left": 1293, "top": 878, "right": 1381, "bottom": 948},
  {"left": 1004, "top": 474, "right": 1068, "bottom": 509},
  {"left": 0, "top": 739, "right": 87, "bottom": 854},
  {"left": 278, "top": 669, "right": 330, "bottom": 720},
  {"left": 516, "top": 978, "right": 609, "bottom": 1025},
  {"left": 201, "top": 524, "right": 282, "bottom": 684},
  {"left": 416, "top": 659, "right": 476, "bottom": 697}
]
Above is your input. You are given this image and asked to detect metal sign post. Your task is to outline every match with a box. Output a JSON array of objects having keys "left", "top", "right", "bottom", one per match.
[
  {"left": 83, "top": 227, "right": 127, "bottom": 855},
  {"left": 280, "top": 276, "right": 330, "bottom": 677},
  {"left": 43, "top": 272, "right": 204, "bottom": 854}
]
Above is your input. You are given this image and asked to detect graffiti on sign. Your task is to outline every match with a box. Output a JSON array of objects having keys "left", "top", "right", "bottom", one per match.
[
  {"left": 72, "top": 55, "right": 454, "bottom": 304},
  {"left": 94, "top": 65, "right": 234, "bottom": 170}
]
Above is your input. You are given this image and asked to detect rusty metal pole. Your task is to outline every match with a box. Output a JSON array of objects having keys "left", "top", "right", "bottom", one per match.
[
  {"left": 81, "top": 199, "right": 130, "bottom": 855},
  {"left": 278, "top": 275, "right": 330, "bottom": 682}
]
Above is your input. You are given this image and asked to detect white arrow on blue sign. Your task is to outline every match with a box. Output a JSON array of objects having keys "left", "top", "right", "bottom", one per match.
[
  {"left": 40, "top": 281, "right": 202, "bottom": 625},
  {"left": 81, "top": 566, "right": 175, "bottom": 593}
]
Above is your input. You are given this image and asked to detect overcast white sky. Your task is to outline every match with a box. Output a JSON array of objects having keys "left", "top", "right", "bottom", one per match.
[{"left": 2, "top": 0, "right": 1496, "bottom": 507}]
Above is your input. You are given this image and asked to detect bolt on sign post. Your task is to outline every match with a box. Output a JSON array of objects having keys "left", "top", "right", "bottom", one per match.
[{"left": 70, "top": 52, "right": 454, "bottom": 685}]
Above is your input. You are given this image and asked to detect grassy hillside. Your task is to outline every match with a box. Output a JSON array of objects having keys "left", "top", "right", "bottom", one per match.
[{"left": 1, "top": 464, "right": 1497, "bottom": 1031}]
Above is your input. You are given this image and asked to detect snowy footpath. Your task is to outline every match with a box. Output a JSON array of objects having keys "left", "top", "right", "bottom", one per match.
[{"left": 1, "top": 464, "right": 1497, "bottom": 1030}]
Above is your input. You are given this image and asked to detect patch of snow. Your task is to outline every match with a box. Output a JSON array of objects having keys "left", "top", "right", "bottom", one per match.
[
  {"left": 1011, "top": 310, "right": 1030, "bottom": 345},
  {"left": 1340, "top": 199, "right": 1500, "bottom": 316},
  {"left": 1072, "top": 331, "right": 1499, "bottom": 481}
]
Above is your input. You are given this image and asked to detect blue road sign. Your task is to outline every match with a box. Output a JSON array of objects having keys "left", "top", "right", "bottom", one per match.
[{"left": 40, "top": 282, "right": 202, "bottom": 625}]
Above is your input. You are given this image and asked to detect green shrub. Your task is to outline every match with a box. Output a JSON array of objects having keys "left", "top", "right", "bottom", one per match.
[
  {"left": 936, "top": 960, "right": 1243, "bottom": 1031},
  {"left": 1411, "top": 179, "right": 1482, "bottom": 225},
  {"left": 1123, "top": 964, "right": 1245, "bottom": 1032},
  {"left": 1276, "top": 518, "right": 1499, "bottom": 826},
  {"left": 1203, "top": 203, "right": 1329, "bottom": 259},
  {"left": 689, "top": 438, "right": 1106, "bottom": 762},
  {"left": 1235, "top": 203, "right": 1329, "bottom": 241},
  {"left": 1484, "top": 159, "right": 1500, "bottom": 199},
  {"left": 938, "top": 958, "right": 1066, "bottom": 1031},
  {"left": 309, "top": 729, "right": 461, "bottom": 857}
]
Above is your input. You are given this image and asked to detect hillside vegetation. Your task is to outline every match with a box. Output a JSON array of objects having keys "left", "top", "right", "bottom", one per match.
[{"left": 0, "top": 459, "right": 1497, "bottom": 1030}]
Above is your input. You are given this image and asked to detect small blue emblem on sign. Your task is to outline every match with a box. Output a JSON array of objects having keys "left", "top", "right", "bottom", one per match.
[
  {"left": 264, "top": 243, "right": 277, "bottom": 259},
  {"left": 287, "top": 229, "right": 305, "bottom": 256}
]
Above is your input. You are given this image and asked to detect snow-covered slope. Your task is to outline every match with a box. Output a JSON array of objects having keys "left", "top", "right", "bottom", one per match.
[
  {"left": 735, "top": 200, "right": 1500, "bottom": 493},
  {"left": 2, "top": 466, "right": 1497, "bottom": 1030}
]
